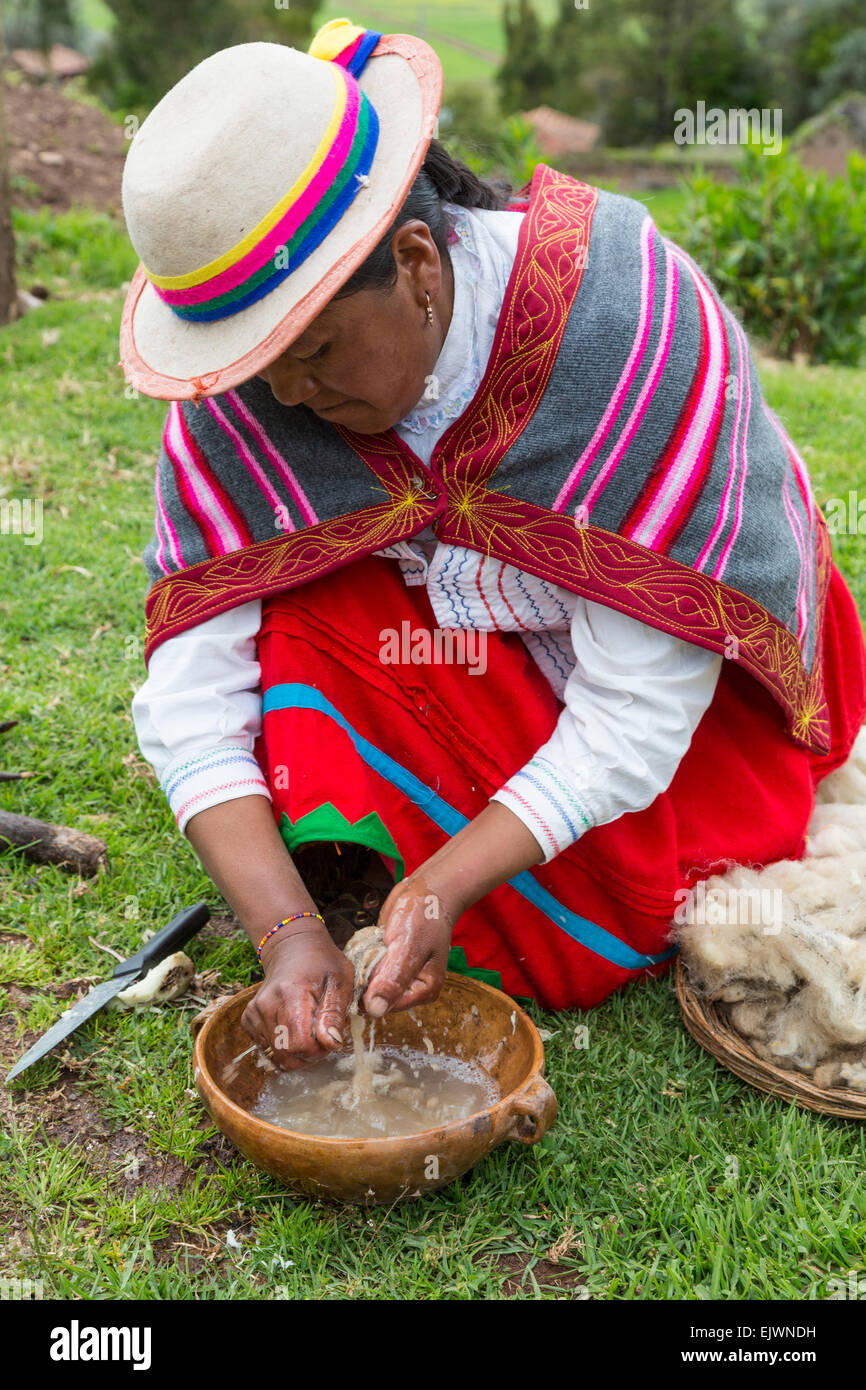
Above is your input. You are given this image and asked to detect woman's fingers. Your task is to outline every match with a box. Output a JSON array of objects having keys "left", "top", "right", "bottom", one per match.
[
  {"left": 363, "top": 940, "right": 427, "bottom": 1016},
  {"left": 361, "top": 877, "right": 453, "bottom": 1017},
  {"left": 386, "top": 971, "right": 441, "bottom": 1013},
  {"left": 240, "top": 931, "right": 359, "bottom": 1070},
  {"left": 313, "top": 969, "right": 353, "bottom": 1051},
  {"left": 363, "top": 932, "right": 447, "bottom": 1016},
  {"left": 242, "top": 997, "right": 305, "bottom": 1071},
  {"left": 240, "top": 997, "right": 268, "bottom": 1050},
  {"left": 248, "top": 983, "right": 324, "bottom": 1069}
]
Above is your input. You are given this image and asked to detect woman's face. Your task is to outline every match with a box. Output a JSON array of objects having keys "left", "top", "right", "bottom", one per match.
[{"left": 256, "top": 220, "right": 454, "bottom": 435}]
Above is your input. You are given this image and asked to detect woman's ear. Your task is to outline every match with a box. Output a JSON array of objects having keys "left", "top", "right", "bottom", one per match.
[{"left": 390, "top": 220, "right": 442, "bottom": 297}]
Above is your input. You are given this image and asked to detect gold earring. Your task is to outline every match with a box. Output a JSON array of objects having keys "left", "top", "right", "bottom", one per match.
[{"left": 425, "top": 291, "right": 434, "bottom": 327}]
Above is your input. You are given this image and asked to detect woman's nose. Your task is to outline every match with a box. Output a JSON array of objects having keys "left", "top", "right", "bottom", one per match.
[{"left": 263, "top": 359, "right": 319, "bottom": 408}]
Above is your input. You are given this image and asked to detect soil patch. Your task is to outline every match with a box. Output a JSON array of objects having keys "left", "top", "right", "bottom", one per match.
[
  {"left": 490, "top": 1251, "right": 589, "bottom": 1298},
  {"left": 6, "top": 77, "right": 126, "bottom": 214},
  {"left": 0, "top": 1008, "right": 233, "bottom": 1198}
]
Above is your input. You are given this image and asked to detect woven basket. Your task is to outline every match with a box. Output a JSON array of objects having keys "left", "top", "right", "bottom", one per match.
[{"left": 675, "top": 958, "right": 866, "bottom": 1120}]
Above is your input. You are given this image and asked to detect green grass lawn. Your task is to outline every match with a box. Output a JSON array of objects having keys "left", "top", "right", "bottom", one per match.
[{"left": 1, "top": 204, "right": 865, "bottom": 1301}]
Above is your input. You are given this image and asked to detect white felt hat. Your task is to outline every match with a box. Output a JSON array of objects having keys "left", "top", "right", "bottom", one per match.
[{"left": 119, "top": 20, "right": 442, "bottom": 400}]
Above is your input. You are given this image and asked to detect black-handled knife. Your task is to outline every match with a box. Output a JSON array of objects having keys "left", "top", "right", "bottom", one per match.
[{"left": 4, "top": 902, "right": 211, "bottom": 1084}]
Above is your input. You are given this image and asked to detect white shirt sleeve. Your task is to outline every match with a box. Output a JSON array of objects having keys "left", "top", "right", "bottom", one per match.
[
  {"left": 131, "top": 599, "right": 271, "bottom": 836},
  {"left": 491, "top": 598, "right": 723, "bottom": 863}
]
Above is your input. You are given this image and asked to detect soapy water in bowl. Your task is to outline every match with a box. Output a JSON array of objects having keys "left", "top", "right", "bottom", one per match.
[{"left": 251, "top": 1034, "right": 499, "bottom": 1139}]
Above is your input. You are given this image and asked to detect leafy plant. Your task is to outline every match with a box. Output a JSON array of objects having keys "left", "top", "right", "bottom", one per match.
[{"left": 675, "top": 144, "right": 866, "bottom": 365}]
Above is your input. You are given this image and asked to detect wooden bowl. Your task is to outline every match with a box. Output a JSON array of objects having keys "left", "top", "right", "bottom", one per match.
[
  {"left": 676, "top": 958, "right": 866, "bottom": 1120},
  {"left": 192, "top": 973, "right": 558, "bottom": 1205}
]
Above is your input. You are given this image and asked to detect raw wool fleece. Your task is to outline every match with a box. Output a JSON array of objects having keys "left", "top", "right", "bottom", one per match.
[{"left": 676, "top": 723, "right": 866, "bottom": 1090}]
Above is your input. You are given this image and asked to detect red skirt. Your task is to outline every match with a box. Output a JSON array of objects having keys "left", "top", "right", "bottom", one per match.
[{"left": 254, "top": 555, "right": 866, "bottom": 1011}]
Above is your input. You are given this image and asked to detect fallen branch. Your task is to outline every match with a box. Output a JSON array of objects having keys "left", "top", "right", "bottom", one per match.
[{"left": 0, "top": 809, "right": 108, "bottom": 876}]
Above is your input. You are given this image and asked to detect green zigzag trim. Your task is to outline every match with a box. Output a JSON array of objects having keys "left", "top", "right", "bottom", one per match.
[
  {"left": 278, "top": 803, "right": 405, "bottom": 881},
  {"left": 446, "top": 944, "right": 503, "bottom": 992}
]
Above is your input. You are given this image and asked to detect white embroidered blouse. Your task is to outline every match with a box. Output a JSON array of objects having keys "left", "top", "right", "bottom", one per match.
[{"left": 132, "top": 201, "right": 722, "bottom": 862}]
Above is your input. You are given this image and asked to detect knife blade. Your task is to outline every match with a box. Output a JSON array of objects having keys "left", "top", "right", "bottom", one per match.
[{"left": 5, "top": 902, "right": 211, "bottom": 1084}]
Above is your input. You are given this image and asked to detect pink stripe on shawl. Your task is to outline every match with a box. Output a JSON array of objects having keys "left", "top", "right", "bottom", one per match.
[
  {"left": 630, "top": 249, "right": 726, "bottom": 548},
  {"left": 764, "top": 405, "right": 815, "bottom": 532},
  {"left": 225, "top": 390, "right": 318, "bottom": 526},
  {"left": 165, "top": 402, "right": 247, "bottom": 556},
  {"left": 579, "top": 238, "right": 679, "bottom": 519},
  {"left": 711, "top": 314, "right": 751, "bottom": 579},
  {"left": 153, "top": 455, "right": 183, "bottom": 574},
  {"left": 764, "top": 404, "right": 815, "bottom": 627},
  {"left": 695, "top": 307, "right": 747, "bottom": 573},
  {"left": 782, "top": 471, "right": 809, "bottom": 642},
  {"left": 204, "top": 397, "right": 292, "bottom": 532},
  {"left": 554, "top": 217, "right": 657, "bottom": 513}
]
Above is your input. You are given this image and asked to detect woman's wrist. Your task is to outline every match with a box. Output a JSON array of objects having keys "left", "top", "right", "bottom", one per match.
[
  {"left": 256, "top": 910, "right": 326, "bottom": 963},
  {"left": 399, "top": 866, "right": 463, "bottom": 929},
  {"left": 259, "top": 922, "right": 331, "bottom": 972},
  {"left": 184, "top": 796, "right": 323, "bottom": 955},
  {"left": 414, "top": 801, "right": 545, "bottom": 917}
]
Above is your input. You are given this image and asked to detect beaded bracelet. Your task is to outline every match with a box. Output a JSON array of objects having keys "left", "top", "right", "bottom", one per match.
[{"left": 256, "top": 911, "right": 325, "bottom": 962}]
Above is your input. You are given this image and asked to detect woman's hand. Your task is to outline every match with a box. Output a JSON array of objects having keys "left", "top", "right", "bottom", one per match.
[
  {"left": 186, "top": 797, "right": 357, "bottom": 1068},
  {"left": 241, "top": 926, "right": 355, "bottom": 1070},
  {"left": 363, "top": 802, "right": 545, "bottom": 1018},
  {"left": 362, "top": 875, "right": 455, "bottom": 1017}
]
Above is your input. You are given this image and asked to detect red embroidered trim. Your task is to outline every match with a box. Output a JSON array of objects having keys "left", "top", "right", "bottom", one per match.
[
  {"left": 345, "top": 165, "right": 597, "bottom": 499},
  {"left": 431, "top": 170, "right": 597, "bottom": 494},
  {"left": 144, "top": 497, "right": 440, "bottom": 662},
  {"left": 144, "top": 165, "right": 579, "bottom": 661}
]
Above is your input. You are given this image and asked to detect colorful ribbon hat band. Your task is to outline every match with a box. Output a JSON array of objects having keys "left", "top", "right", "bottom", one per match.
[{"left": 143, "top": 22, "right": 383, "bottom": 323}]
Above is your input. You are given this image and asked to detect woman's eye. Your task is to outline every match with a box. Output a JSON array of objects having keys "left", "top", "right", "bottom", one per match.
[{"left": 307, "top": 343, "right": 330, "bottom": 362}]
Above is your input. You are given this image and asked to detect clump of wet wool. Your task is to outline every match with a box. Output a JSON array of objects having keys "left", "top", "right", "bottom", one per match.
[
  {"left": 343, "top": 925, "right": 387, "bottom": 1002},
  {"left": 676, "top": 724, "right": 866, "bottom": 1090},
  {"left": 342, "top": 925, "right": 387, "bottom": 1101}
]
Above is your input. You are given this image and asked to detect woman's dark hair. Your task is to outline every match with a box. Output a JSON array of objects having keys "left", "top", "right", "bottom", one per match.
[{"left": 333, "top": 140, "right": 513, "bottom": 299}]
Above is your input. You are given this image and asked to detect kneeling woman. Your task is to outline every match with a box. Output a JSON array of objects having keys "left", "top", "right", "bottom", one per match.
[{"left": 123, "top": 21, "right": 866, "bottom": 1066}]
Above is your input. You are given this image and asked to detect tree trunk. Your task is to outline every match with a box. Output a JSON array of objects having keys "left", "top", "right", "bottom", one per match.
[{"left": 0, "top": 36, "right": 17, "bottom": 325}]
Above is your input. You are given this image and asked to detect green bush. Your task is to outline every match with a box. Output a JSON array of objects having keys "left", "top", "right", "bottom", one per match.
[{"left": 675, "top": 144, "right": 866, "bottom": 365}]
